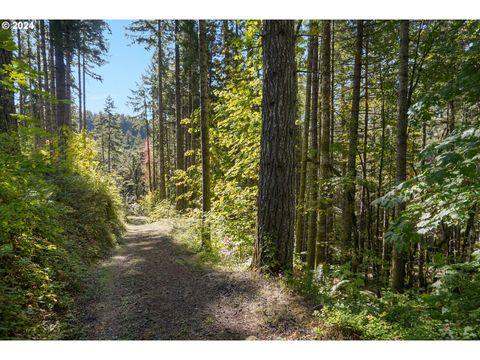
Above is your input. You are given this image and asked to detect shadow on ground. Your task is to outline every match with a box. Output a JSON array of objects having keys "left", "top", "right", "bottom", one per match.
[{"left": 67, "top": 217, "right": 319, "bottom": 340}]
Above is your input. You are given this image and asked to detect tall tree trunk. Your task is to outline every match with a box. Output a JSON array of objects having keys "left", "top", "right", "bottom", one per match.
[
  {"left": 16, "top": 29, "right": 24, "bottom": 117},
  {"left": 39, "top": 20, "right": 52, "bottom": 134},
  {"left": 418, "top": 120, "right": 428, "bottom": 289},
  {"left": 316, "top": 20, "right": 332, "bottom": 267},
  {"left": 157, "top": 20, "right": 167, "bottom": 199},
  {"left": 48, "top": 24, "right": 56, "bottom": 132},
  {"left": 145, "top": 120, "right": 152, "bottom": 192},
  {"left": 328, "top": 21, "right": 336, "bottom": 259},
  {"left": 343, "top": 20, "right": 363, "bottom": 272},
  {"left": 359, "top": 27, "right": 370, "bottom": 274},
  {"left": 375, "top": 65, "right": 387, "bottom": 284},
  {"left": 391, "top": 20, "right": 410, "bottom": 293},
  {"left": 306, "top": 21, "right": 319, "bottom": 270},
  {"left": 175, "top": 20, "right": 186, "bottom": 211},
  {"left": 165, "top": 112, "right": 171, "bottom": 199},
  {"left": 295, "top": 22, "right": 314, "bottom": 257},
  {"left": 253, "top": 20, "right": 296, "bottom": 274},
  {"left": 64, "top": 23, "right": 72, "bottom": 128},
  {"left": 151, "top": 104, "right": 157, "bottom": 190},
  {"left": 26, "top": 31, "right": 34, "bottom": 120},
  {"left": 65, "top": 50, "right": 72, "bottom": 128},
  {"left": 51, "top": 21, "right": 68, "bottom": 156},
  {"left": 34, "top": 23, "right": 44, "bottom": 140},
  {"left": 199, "top": 20, "right": 211, "bottom": 248},
  {"left": 0, "top": 28, "right": 17, "bottom": 135}
]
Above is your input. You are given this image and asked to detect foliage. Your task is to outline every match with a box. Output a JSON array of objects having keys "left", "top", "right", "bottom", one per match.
[
  {"left": 169, "top": 21, "right": 263, "bottom": 265},
  {"left": 92, "top": 97, "right": 124, "bottom": 173},
  {"left": 139, "top": 191, "right": 177, "bottom": 220},
  {"left": 206, "top": 21, "right": 262, "bottom": 264},
  {"left": 286, "top": 258, "right": 480, "bottom": 340},
  {"left": 0, "top": 131, "right": 124, "bottom": 339},
  {"left": 377, "top": 122, "right": 480, "bottom": 242}
]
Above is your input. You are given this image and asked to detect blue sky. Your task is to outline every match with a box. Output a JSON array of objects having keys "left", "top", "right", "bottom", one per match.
[{"left": 85, "top": 20, "right": 153, "bottom": 115}]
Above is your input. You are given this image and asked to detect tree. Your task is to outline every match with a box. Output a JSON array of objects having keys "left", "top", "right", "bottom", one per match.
[
  {"left": 77, "top": 20, "right": 110, "bottom": 131},
  {"left": 306, "top": 21, "right": 320, "bottom": 270},
  {"left": 0, "top": 28, "right": 17, "bottom": 134},
  {"left": 126, "top": 20, "right": 167, "bottom": 197},
  {"left": 157, "top": 20, "right": 167, "bottom": 199},
  {"left": 343, "top": 20, "right": 363, "bottom": 271},
  {"left": 199, "top": 20, "right": 211, "bottom": 248},
  {"left": 104, "top": 96, "right": 121, "bottom": 172},
  {"left": 127, "top": 83, "right": 154, "bottom": 191},
  {"left": 391, "top": 20, "right": 409, "bottom": 293},
  {"left": 253, "top": 20, "right": 296, "bottom": 274},
  {"left": 38, "top": 21, "right": 52, "bottom": 134},
  {"left": 295, "top": 22, "right": 314, "bottom": 256},
  {"left": 317, "top": 20, "right": 332, "bottom": 266},
  {"left": 50, "top": 20, "right": 70, "bottom": 156},
  {"left": 175, "top": 20, "right": 186, "bottom": 210}
]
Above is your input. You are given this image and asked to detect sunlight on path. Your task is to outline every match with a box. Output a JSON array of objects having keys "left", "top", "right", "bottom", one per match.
[{"left": 71, "top": 218, "right": 321, "bottom": 340}]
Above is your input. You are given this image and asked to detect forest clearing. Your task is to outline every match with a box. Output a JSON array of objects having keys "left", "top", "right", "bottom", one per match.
[{"left": 1, "top": 17, "right": 480, "bottom": 341}]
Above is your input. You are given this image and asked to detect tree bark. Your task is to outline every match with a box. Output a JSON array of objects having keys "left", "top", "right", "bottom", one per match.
[
  {"left": 157, "top": 20, "right": 167, "bottom": 199},
  {"left": 359, "top": 26, "right": 370, "bottom": 274},
  {"left": 16, "top": 29, "right": 24, "bottom": 117},
  {"left": 63, "top": 23, "right": 72, "bottom": 129},
  {"left": 343, "top": 20, "right": 363, "bottom": 271},
  {"left": 34, "top": 23, "right": 44, "bottom": 139},
  {"left": 253, "top": 20, "right": 296, "bottom": 274},
  {"left": 48, "top": 24, "right": 56, "bottom": 132},
  {"left": 51, "top": 21, "right": 69, "bottom": 156},
  {"left": 375, "top": 64, "right": 387, "bottom": 283},
  {"left": 151, "top": 101, "right": 157, "bottom": 190},
  {"left": 306, "top": 21, "right": 319, "bottom": 270},
  {"left": 0, "top": 29, "right": 17, "bottom": 134},
  {"left": 316, "top": 20, "right": 332, "bottom": 267},
  {"left": 199, "top": 20, "right": 211, "bottom": 248},
  {"left": 145, "top": 119, "right": 152, "bottom": 192},
  {"left": 295, "top": 22, "right": 314, "bottom": 257},
  {"left": 65, "top": 50, "right": 72, "bottom": 128},
  {"left": 175, "top": 20, "right": 186, "bottom": 211},
  {"left": 391, "top": 20, "right": 410, "bottom": 293},
  {"left": 39, "top": 20, "right": 52, "bottom": 134}
]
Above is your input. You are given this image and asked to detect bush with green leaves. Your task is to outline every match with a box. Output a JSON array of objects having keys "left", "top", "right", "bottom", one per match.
[
  {"left": 166, "top": 21, "right": 262, "bottom": 265},
  {"left": 285, "top": 257, "right": 480, "bottom": 340},
  {"left": 0, "top": 131, "right": 124, "bottom": 339},
  {"left": 139, "top": 191, "right": 177, "bottom": 220}
]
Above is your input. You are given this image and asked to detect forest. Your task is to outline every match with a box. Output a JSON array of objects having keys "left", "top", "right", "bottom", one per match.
[{"left": 1, "top": 19, "right": 480, "bottom": 340}]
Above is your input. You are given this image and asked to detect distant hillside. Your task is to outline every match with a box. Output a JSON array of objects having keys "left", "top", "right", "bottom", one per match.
[{"left": 87, "top": 111, "right": 146, "bottom": 139}]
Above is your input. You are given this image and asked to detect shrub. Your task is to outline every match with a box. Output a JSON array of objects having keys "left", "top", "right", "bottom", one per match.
[
  {"left": 285, "top": 260, "right": 480, "bottom": 340},
  {"left": 0, "top": 132, "right": 125, "bottom": 339}
]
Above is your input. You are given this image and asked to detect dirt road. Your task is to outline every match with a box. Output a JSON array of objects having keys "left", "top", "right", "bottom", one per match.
[{"left": 70, "top": 218, "right": 321, "bottom": 340}]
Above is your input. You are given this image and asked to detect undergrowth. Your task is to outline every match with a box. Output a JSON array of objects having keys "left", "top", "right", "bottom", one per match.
[
  {"left": 284, "top": 253, "right": 480, "bottom": 340},
  {"left": 140, "top": 193, "right": 480, "bottom": 340},
  {"left": 139, "top": 196, "right": 253, "bottom": 270},
  {"left": 0, "top": 131, "right": 125, "bottom": 339}
]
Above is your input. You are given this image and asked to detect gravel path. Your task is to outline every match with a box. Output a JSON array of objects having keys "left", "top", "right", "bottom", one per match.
[{"left": 70, "top": 217, "right": 321, "bottom": 340}]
